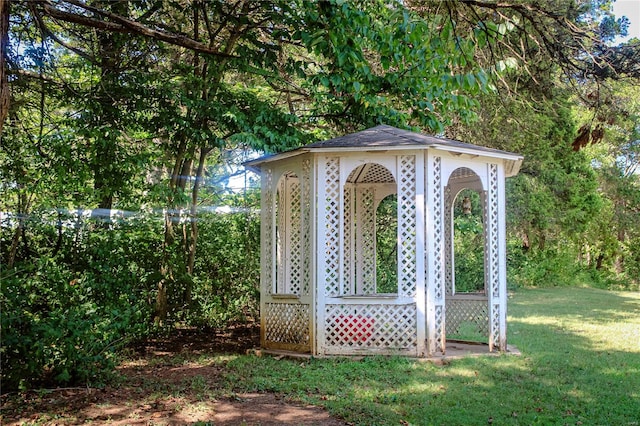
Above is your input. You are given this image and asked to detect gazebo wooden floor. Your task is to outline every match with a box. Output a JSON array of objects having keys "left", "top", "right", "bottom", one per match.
[{"left": 255, "top": 341, "right": 520, "bottom": 365}]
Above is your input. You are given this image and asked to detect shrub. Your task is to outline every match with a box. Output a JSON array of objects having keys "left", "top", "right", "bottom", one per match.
[
  {"left": 1, "top": 220, "right": 155, "bottom": 391},
  {"left": 187, "top": 211, "right": 261, "bottom": 328}
]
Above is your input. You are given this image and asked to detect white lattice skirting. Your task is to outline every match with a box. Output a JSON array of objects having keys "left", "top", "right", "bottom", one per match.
[
  {"left": 324, "top": 303, "right": 417, "bottom": 354},
  {"left": 445, "top": 298, "right": 489, "bottom": 337},
  {"left": 264, "top": 303, "right": 311, "bottom": 346}
]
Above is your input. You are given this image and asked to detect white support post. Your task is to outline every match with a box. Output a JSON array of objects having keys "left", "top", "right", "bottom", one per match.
[
  {"left": 415, "top": 154, "right": 427, "bottom": 357},
  {"left": 315, "top": 159, "right": 326, "bottom": 355},
  {"left": 434, "top": 157, "right": 446, "bottom": 354},
  {"left": 425, "top": 153, "right": 445, "bottom": 355},
  {"left": 497, "top": 164, "right": 508, "bottom": 351},
  {"left": 487, "top": 163, "right": 501, "bottom": 352},
  {"left": 260, "top": 168, "right": 275, "bottom": 348},
  {"left": 444, "top": 186, "right": 454, "bottom": 297}
]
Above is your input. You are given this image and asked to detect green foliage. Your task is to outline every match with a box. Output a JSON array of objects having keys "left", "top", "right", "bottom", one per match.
[
  {"left": 507, "top": 241, "right": 588, "bottom": 289},
  {"left": 0, "top": 214, "right": 160, "bottom": 391},
  {"left": 0, "top": 204, "right": 267, "bottom": 392},
  {"left": 293, "top": 0, "right": 496, "bottom": 132},
  {"left": 453, "top": 190, "right": 485, "bottom": 293},
  {"left": 375, "top": 195, "right": 397, "bottom": 294},
  {"left": 576, "top": 81, "right": 640, "bottom": 289},
  {"left": 188, "top": 209, "right": 261, "bottom": 328}
]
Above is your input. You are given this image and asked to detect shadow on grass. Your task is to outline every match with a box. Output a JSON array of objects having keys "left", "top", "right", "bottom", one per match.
[
  {"left": 0, "top": 325, "right": 260, "bottom": 425},
  {"left": 3, "top": 289, "right": 638, "bottom": 425},
  {"left": 222, "top": 288, "right": 640, "bottom": 425}
]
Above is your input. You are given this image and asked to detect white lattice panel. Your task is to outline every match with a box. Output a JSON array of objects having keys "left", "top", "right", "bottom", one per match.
[
  {"left": 357, "top": 188, "right": 376, "bottom": 294},
  {"left": 324, "top": 304, "right": 417, "bottom": 352},
  {"left": 301, "top": 159, "right": 312, "bottom": 296},
  {"left": 432, "top": 157, "right": 444, "bottom": 302},
  {"left": 344, "top": 185, "right": 354, "bottom": 294},
  {"left": 445, "top": 298, "right": 489, "bottom": 336},
  {"left": 324, "top": 158, "right": 341, "bottom": 297},
  {"left": 265, "top": 303, "right": 310, "bottom": 346},
  {"left": 435, "top": 305, "right": 444, "bottom": 352},
  {"left": 288, "top": 179, "right": 302, "bottom": 295},
  {"left": 398, "top": 155, "right": 417, "bottom": 297},
  {"left": 432, "top": 156, "right": 445, "bottom": 353},
  {"left": 444, "top": 186, "right": 453, "bottom": 296},
  {"left": 488, "top": 165, "right": 499, "bottom": 299},
  {"left": 263, "top": 169, "right": 274, "bottom": 295},
  {"left": 432, "top": 157, "right": 443, "bottom": 301},
  {"left": 491, "top": 303, "right": 500, "bottom": 347},
  {"left": 347, "top": 163, "right": 395, "bottom": 184},
  {"left": 487, "top": 164, "right": 500, "bottom": 349}
]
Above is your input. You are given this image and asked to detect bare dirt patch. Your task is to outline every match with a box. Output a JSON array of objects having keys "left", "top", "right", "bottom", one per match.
[{"left": 1, "top": 324, "right": 347, "bottom": 425}]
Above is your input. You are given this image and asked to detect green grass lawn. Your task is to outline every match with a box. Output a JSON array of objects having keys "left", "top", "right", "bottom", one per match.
[{"left": 220, "top": 288, "right": 640, "bottom": 425}]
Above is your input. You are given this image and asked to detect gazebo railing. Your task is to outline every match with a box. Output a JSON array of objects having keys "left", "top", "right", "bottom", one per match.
[
  {"left": 263, "top": 298, "right": 312, "bottom": 353},
  {"left": 445, "top": 293, "right": 489, "bottom": 338},
  {"left": 323, "top": 300, "right": 418, "bottom": 355}
]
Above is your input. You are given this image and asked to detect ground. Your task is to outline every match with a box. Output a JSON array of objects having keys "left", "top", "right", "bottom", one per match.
[{"left": 0, "top": 325, "right": 347, "bottom": 425}]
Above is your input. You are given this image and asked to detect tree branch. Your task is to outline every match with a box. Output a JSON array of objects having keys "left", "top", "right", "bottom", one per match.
[
  {"left": 30, "top": 2, "right": 97, "bottom": 63},
  {"left": 35, "top": 0, "right": 240, "bottom": 58}
]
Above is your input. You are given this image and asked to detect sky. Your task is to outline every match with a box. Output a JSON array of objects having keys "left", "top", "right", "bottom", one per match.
[{"left": 612, "top": 0, "right": 640, "bottom": 42}]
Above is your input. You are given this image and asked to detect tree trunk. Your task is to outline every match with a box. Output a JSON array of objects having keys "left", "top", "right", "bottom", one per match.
[
  {"left": 155, "top": 278, "right": 168, "bottom": 326},
  {"left": 521, "top": 229, "right": 530, "bottom": 253},
  {"left": 156, "top": 140, "right": 191, "bottom": 323},
  {"left": 0, "top": 0, "right": 9, "bottom": 133},
  {"left": 7, "top": 222, "right": 22, "bottom": 269},
  {"left": 91, "top": 1, "right": 128, "bottom": 215},
  {"left": 537, "top": 232, "right": 546, "bottom": 251},
  {"left": 156, "top": 0, "right": 242, "bottom": 322},
  {"left": 155, "top": 211, "right": 174, "bottom": 324},
  {"left": 187, "top": 147, "right": 210, "bottom": 274},
  {"left": 7, "top": 190, "right": 30, "bottom": 268},
  {"left": 615, "top": 220, "right": 625, "bottom": 274}
]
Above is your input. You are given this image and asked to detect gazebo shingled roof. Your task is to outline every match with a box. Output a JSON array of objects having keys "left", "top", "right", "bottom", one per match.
[{"left": 246, "top": 125, "right": 522, "bottom": 176}]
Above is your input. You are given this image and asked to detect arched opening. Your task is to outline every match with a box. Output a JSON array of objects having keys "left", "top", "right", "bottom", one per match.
[
  {"left": 453, "top": 188, "right": 485, "bottom": 294},
  {"left": 376, "top": 193, "right": 398, "bottom": 294},
  {"left": 446, "top": 167, "right": 489, "bottom": 343},
  {"left": 343, "top": 162, "right": 397, "bottom": 295}
]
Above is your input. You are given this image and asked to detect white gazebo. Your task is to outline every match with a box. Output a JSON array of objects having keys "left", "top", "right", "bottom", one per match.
[{"left": 244, "top": 125, "right": 523, "bottom": 357}]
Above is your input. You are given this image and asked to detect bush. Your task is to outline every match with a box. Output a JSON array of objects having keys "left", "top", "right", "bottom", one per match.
[
  {"left": 187, "top": 211, "right": 261, "bottom": 328},
  {"left": 506, "top": 234, "right": 640, "bottom": 291},
  {"left": 507, "top": 244, "right": 581, "bottom": 288},
  {"left": 0, "top": 204, "right": 266, "bottom": 391},
  {"left": 2, "top": 261, "right": 134, "bottom": 390},
  {"left": 1, "top": 220, "right": 156, "bottom": 392}
]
